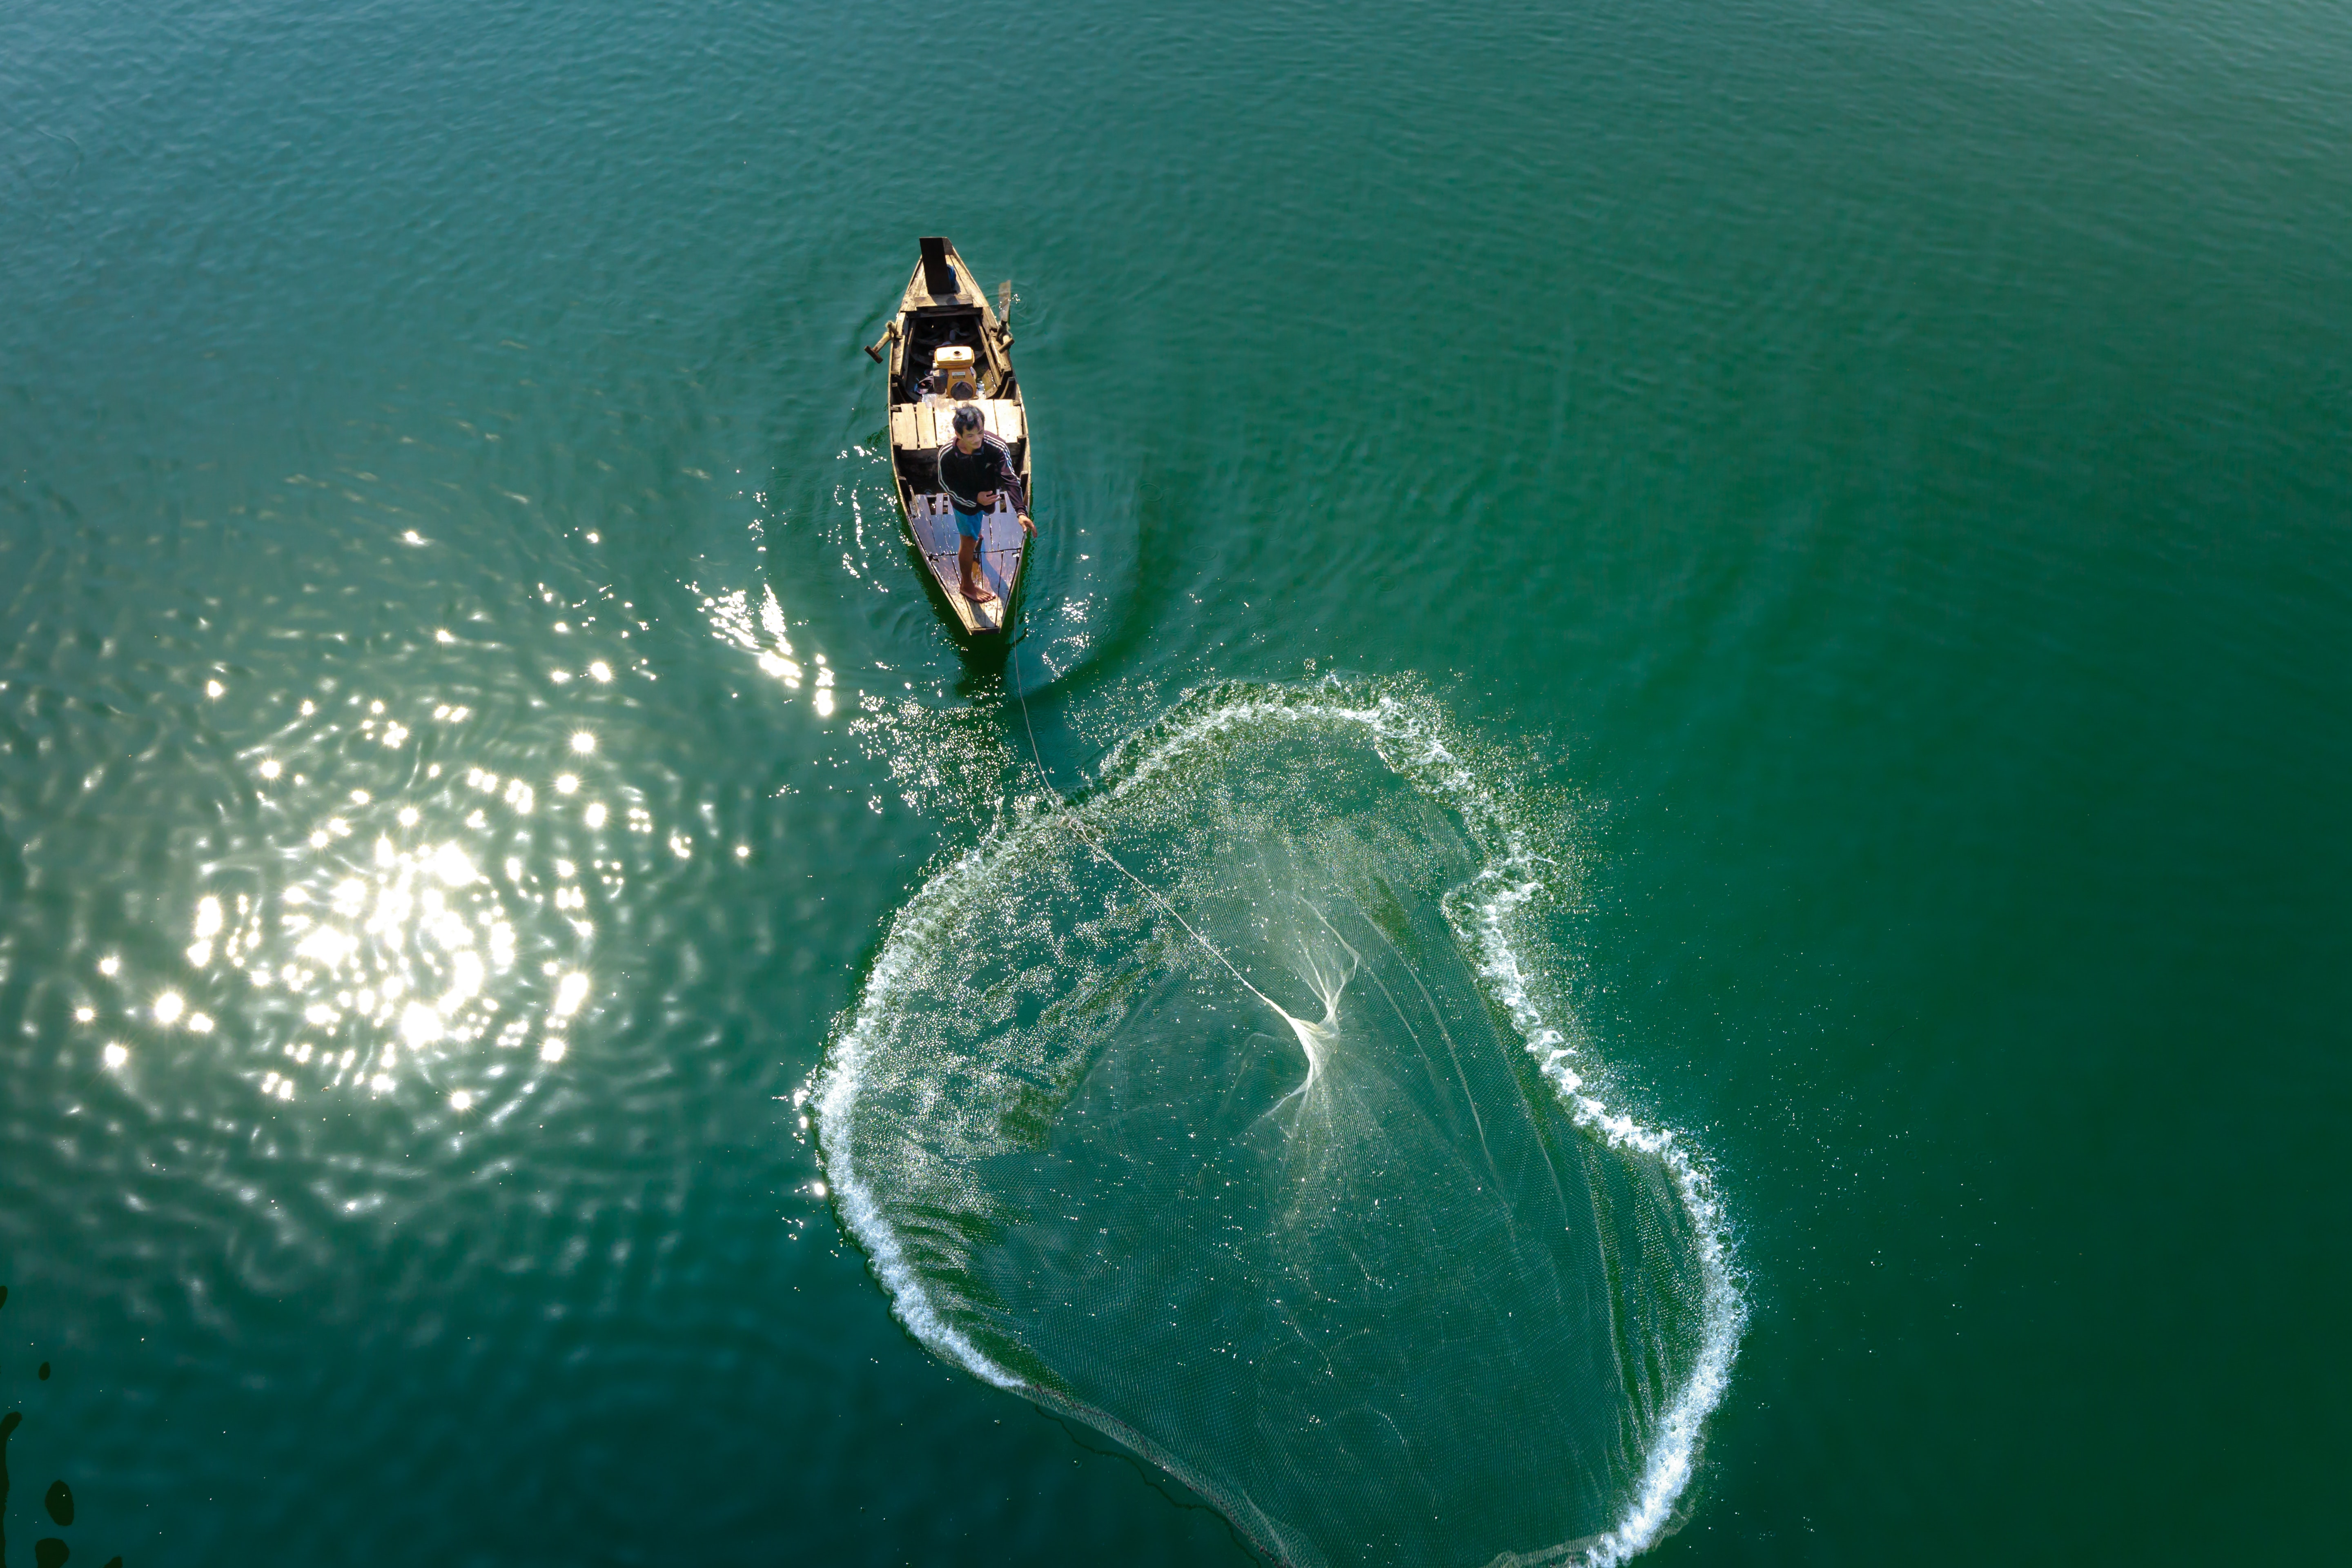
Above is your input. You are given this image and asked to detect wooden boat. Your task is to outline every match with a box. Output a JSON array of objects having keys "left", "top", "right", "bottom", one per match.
[{"left": 866, "top": 237, "right": 1031, "bottom": 636}]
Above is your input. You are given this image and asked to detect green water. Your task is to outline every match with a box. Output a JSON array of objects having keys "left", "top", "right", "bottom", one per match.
[{"left": 3, "top": 0, "right": 2348, "bottom": 1562}]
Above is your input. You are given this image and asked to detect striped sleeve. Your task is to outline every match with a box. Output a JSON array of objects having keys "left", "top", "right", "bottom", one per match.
[
  {"left": 936, "top": 441, "right": 969, "bottom": 507},
  {"left": 987, "top": 434, "right": 1025, "bottom": 511}
]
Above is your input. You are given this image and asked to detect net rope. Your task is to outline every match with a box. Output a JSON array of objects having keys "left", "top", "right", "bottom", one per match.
[{"left": 1010, "top": 639, "right": 1290, "bottom": 1020}]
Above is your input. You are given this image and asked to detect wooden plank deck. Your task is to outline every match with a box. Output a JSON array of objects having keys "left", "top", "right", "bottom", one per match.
[
  {"left": 890, "top": 397, "right": 1025, "bottom": 452},
  {"left": 904, "top": 491, "right": 1025, "bottom": 634}
]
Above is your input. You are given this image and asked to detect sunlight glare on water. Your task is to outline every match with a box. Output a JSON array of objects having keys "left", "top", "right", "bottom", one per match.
[{"left": 75, "top": 675, "right": 641, "bottom": 1125}]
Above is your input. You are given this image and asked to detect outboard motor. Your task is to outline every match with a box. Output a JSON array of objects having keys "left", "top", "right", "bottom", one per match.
[{"left": 933, "top": 345, "right": 980, "bottom": 400}]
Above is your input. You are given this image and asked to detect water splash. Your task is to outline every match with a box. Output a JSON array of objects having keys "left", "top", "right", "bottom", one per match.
[{"left": 816, "top": 676, "right": 1746, "bottom": 1566}]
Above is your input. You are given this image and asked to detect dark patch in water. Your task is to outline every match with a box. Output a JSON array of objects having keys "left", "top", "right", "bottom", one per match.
[{"left": 1, "top": 1285, "right": 123, "bottom": 1568}]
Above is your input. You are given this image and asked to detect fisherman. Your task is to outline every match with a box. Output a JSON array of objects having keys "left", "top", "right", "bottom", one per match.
[{"left": 937, "top": 404, "right": 1033, "bottom": 605}]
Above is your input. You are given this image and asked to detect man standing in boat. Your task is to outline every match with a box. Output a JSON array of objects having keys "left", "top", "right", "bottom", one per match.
[{"left": 938, "top": 404, "right": 1033, "bottom": 605}]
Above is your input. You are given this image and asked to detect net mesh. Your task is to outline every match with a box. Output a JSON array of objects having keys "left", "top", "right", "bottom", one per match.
[{"left": 818, "top": 684, "right": 1739, "bottom": 1567}]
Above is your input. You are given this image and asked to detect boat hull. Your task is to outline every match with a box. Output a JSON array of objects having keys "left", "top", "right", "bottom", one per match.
[{"left": 879, "top": 239, "right": 1030, "bottom": 637}]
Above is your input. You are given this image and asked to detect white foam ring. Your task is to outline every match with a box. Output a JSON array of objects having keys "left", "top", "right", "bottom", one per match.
[{"left": 814, "top": 679, "right": 1746, "bottom": 1565}]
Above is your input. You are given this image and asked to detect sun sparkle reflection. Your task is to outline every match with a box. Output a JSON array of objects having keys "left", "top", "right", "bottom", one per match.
[
  {"left": 700, "top": 582, "right": 856, "bottom": 722},
  {"left": 128, "top": 687, "right": 658, "bottom": 1111}
]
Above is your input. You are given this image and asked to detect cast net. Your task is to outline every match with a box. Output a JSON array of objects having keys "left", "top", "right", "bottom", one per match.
[{"left": 816, "top": 682, "right": 1742, "bottom": 1567}]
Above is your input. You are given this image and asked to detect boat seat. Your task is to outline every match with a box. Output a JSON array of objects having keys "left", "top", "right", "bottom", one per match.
[{"left": 890, "top": 398, "right": 1025, "bottom": 453}]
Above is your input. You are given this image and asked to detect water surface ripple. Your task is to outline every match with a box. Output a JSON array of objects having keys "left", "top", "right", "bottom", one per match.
[{"left": 2, "top": 0, "right": 2347, "bottom": 1561}]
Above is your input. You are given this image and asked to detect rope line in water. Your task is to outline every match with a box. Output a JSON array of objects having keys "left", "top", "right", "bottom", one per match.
[{"left": 1008, "top": 639, "right": 1290, "bottom": 1020}]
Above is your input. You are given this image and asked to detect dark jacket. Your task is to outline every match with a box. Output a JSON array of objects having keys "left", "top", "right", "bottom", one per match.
[{"left": 936, "top": 433, "right": 1023, "bottom": 513}]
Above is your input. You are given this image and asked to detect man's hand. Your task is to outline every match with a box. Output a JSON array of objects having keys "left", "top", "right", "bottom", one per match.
[
  {"left": 1018, "top": 511, "right": 1035, "bottom": 537},
  {"left": 977, "top": 490, "right": 997, "bottom": 508}
]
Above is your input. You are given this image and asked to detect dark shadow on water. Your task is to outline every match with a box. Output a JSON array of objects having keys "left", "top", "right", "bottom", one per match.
[
  {"left": 951, "top": 633, "right": 1011, "bottom": 698},
  {"left": 1, "top": 1284, "right": 124, "bottom": 1568}
]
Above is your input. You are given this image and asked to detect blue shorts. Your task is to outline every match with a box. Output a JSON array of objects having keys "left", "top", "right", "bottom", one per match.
[{"left": 951, "top": 505, "right": 987, "bottom": 541}]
